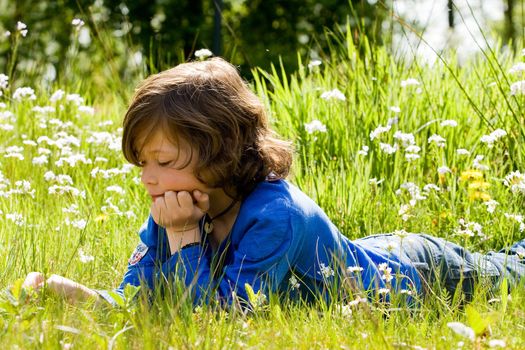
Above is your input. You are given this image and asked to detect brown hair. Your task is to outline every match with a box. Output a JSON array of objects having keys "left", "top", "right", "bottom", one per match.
[{"left": 122, "top": 57, "right": 293, "bottom": 199}]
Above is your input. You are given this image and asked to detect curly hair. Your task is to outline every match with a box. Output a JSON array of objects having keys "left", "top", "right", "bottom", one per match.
[{"left": 122, "top": 57, "right": 293, "bottom": 199}]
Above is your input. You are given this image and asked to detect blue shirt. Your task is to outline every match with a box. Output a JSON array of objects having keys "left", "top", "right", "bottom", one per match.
[{"left": 111, "top": 179, "right": 422, "bottom": 306}]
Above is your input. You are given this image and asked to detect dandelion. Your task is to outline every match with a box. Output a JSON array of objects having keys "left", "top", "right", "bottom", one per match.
[
  {"left": 484, "top": 199, "right": 499, "bottom": 214},
  {"left": 370, "top": 124, "right": 391, "bottom": 140},
  {"left": 0, "top": 74, "right": 8, "bottom": 89},
  {"left": 440, "top": 119, "right": 458, "bottom": 127},
  {"left": 400, "top": 78, "right": 420, "bottom": 87},
  {"left": 379, "top": 143, "right": 398, "bottom": 155},
  {"left": 16, "top": 21, "right": 28, "bottom": 37},
  {"left": 78, "top": 248, "right": 94, "bottom": 263},
  {"left": 307, "top": 60, "right": 322, "bottom": 70},
  {"left": 428, "top": 134, "right": 446, "bottom": 147},
  {"left": 318, "top": 263, "right": 334, "bottom": 278},
  {"left": 447, "top": 322, "right": 475, "bottom": 341},
  {"left": 460, "top": 169, "right": 483, "bottom": 181},
  {"left": 304, "top": 120, "right": 327, "bottom": 134},
  {"left": 289, "top": 276, "right": 300, "bottom": 290},
  {"left": 194, "top": 48, "right": 213, "bottom": 59},
  {"left": 457, "top": 148, "right": 470, "bottom": 156},
  {"left": 509, "top": 62, "right": 525, "bottom": 75},
  {"left": 13, "top": 87, "right": 36, "bottom": 100},
  {"left": 320, "top": 88, "right": 346, "bottom": 101},
  {"left": 510, "top": 80, "right": 525, "bottom": 95}
]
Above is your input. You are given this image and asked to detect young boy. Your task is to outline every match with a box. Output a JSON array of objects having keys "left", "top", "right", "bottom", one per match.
[{"left": 23, "top": 58, "right": 525, "bottom": 307}]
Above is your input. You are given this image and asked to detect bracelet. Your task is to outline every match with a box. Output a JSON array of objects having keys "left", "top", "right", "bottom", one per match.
[{"left": 180, "top": 242, "right": 201, "bottom": 250}]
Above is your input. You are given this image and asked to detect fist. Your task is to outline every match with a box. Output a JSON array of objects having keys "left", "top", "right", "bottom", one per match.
[
  {"left": 151, "top": 190, "right": 209, "bottom": 231},
  {"left": 22, "top": 271, "right": 45, "bottom": 291}
]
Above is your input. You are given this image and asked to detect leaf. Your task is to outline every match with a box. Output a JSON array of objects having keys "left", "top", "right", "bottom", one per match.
[
  {"left": 244, "top": 283, "right": 256, "bottom": 306},
  {"left": 465, "top": 305, "right": 490, "bottom": 336},
  {"left": 500, "top": 277, "right": 508, "bottom": 315},
  {"left": 107, "top": 291, "right": 126, "bottom": 308}
]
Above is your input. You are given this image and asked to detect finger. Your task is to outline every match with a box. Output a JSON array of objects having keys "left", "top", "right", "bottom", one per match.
[
  {"left": 23, "top": 271, "right": 45, "bottom": 290},
  {"left": 193, "top": 190, "right": 210, "bottom": 213},
  {"left": 163, "top": 191, "right": 180, "bottom": 210},
  {"left": 177, "top": 191, "right": 194, "bottom": 212}
]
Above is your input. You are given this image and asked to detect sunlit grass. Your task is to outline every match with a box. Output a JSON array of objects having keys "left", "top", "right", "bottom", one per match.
[{"left": 1, "top": 22, "right": 525, "bottom": 349}]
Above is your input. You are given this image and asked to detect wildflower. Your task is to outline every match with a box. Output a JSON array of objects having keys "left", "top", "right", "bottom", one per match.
[
  {"left": 4, "top": 31, "right": 10, "bottom": 37},
  {"left": 48, "top": 185, "right": 86, "bottom": 198},
  {"left": 509, "top": 62, "right": 525, "bottom": 75},
  {"left": 378, "top": 263, "right": 393, "bottom": 283},
  {"left": 400, "top": 78, "right": 420, "bottom": 87},
  {"left": 379, "top": 143, "right": 398, "bottom": 155},
  {"left": 66, "top": 218, "right": 87, "bottom": 230},
  {"left": 460, "top": 169, "right": 483, "bottom": 181},
  {"left": 78, "top": 105, "right": 95, "bottom": 115},
  {"left": 62, "top": 204, "right": 79, "bottom": 214},
  {"left": 0, "top": 74, "right": 8, "bottom": 89},
  {"left": 487, "top": 339, "right": 506, "bottom": 348},
  {"left": 78, "top": 248, "right": 94, "bottom": 263},
  {"left": 71, "top": 18, "right": 85, "bottom": 29},
  {"left": 337, "top": 304, "right": 352, "bottom": 318},
  {"left": 389, "top": 106, "right": 401, "bottom": 113},
  {"left": 346, "top": 266, "right": 363, "bottom": 274},
  {"left": 106, "top": 185, "right": 125, "bottom": 195},
  {"left": 457, "top": 148, "right": 470, "bottom": 156},
  {"left": 473, "top": 155, "right": 489, "bottom": 171},
  {"left": 440, "top": 119, "right": 458, "bottom": 127},
  {"left": 399, "top": 289, "right": 413, "bottom": 295},
  {"left": 428, "top": 134, "right": 446, "bottom": 147},
  {"left": 503, "top": 170, "right": 525, "bottom": 194},
  {"left": 447, "top": 322, "right": 475, "bottom": 341},
  {"left": 510, "top": 80, "right": 525, "bottom": 95},
  {"left": 393, "top": 229, "right": 411, "bottom": 238},
  {"left": 387, "top": 116, "right": 398, "bottom": 126},
  {"left": 398, "top": 204, "right": 411, "bottom": 221},
  {"left": 13, "top": 87, "right": 36, "bottom": 100},
  {"left": 50, "top": 89, "right": 65, "bottom": 103},
  {"left": 405, "top": 153, "right": 420, "bottom": 161},
  {"left": 455, "top": 219, "right": 484, "bottom": 238},
  {"left": 318, "top": 263, "right": 334, "bottom": 278},
  {"left": 378, "top": 288, "right": 390, "bottom": 295},
  {"left": 66, "top": 94, "right": 84, "bottom": 106},
  {"left": 423, "top": 184, "right": 441, "bottom": 192},
  {"left": 304, "top": 120, "right": 327, "bottom": 134},
  {"left": 6, "top": 212, "right": 25, "bottom": 226},
  {"left": 393, "top": 131, "right": 415, "bottom": 147},
  {"left": 357, "top": 145, "right": 369, "bottom": 156},
  {"left": 32, "top": 155, "right": 48, "bottom": 165},
  {"left": 194, "top": 48, "right": 212, "bottom": 59},
  {"left": 16, "top": 21, "right": 28, "bottom": 37},
  {"left": 369, "top": 178, "right": 384, "bottom": 186},
  {"left": 370, "top": 124, "right": 391, "bottom": 140},
  {"left": 289, "top": 276, "right": 300, "bottom": 290},
  {"left": 320, "top": 88, "right": 346, "bottom": 101},
  {"left": 307, "top": 60, "right": 322, "bottom": 70},
  {"left": 438, "top": 166, "right": 451, "bottom": 174},
  {"left": 480, "top": 129, "right": 507, "bottom": 148},
  {"left": 484, "top": 199, "right": 499, "bottom": 214}
]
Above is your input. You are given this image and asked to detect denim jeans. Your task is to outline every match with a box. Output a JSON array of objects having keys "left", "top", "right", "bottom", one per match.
[{"left": 355, "top": 233, "right": 525, "bottom": 300}]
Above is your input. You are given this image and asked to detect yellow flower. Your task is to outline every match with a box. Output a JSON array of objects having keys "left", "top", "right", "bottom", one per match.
[
  {"left": 460, "top": 170, "right": 483, "bottom": 181},
  {"left": 468, "top": 191, "right": 491, "bottom": 201},
  {"left": 95, "top": 213, "right": 109, "bottom": 222},
  {"left": 468, "top": 181, "right": 490, "bottom": 190}
]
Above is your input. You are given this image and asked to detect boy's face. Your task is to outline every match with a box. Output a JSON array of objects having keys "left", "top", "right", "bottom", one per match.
[{"left": 137, "top": 129, "right": 211, "bottom": 202}]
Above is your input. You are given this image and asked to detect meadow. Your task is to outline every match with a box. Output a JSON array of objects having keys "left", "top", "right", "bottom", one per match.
[{"left": 1, "top": 20, "right": 525, "bottom": 349}]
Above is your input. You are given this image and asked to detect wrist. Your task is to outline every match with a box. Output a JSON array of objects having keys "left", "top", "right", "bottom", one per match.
[{"left": 166, "top": 226, "right": 201, "bottom": 254}]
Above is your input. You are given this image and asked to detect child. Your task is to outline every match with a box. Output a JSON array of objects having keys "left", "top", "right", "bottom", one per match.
[{"left": 23, "top": 58, "right": 525, "bottom": 307}]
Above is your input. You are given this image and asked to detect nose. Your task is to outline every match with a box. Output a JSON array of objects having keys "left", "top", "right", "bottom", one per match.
[{"left": 140, "top": 165, "right": 158, "bottom": 185}]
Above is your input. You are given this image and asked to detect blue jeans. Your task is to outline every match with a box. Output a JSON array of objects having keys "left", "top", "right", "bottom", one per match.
[{"left": 356, "top": 233, "right": 525, "bottom": 300}]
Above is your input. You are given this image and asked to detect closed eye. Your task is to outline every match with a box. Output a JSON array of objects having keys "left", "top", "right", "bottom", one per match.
[{"left": 158, "top": 160, "right": 173, "bottom": 167}]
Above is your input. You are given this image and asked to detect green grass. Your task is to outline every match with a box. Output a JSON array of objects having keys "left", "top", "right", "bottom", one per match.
[{"left": 1, "top": 24, "right": 525, "bottom": 349}]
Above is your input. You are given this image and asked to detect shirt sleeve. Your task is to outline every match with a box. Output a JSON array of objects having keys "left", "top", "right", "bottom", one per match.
[{"left": 159, "top": 204, "right": 294, "bottom": 307}]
